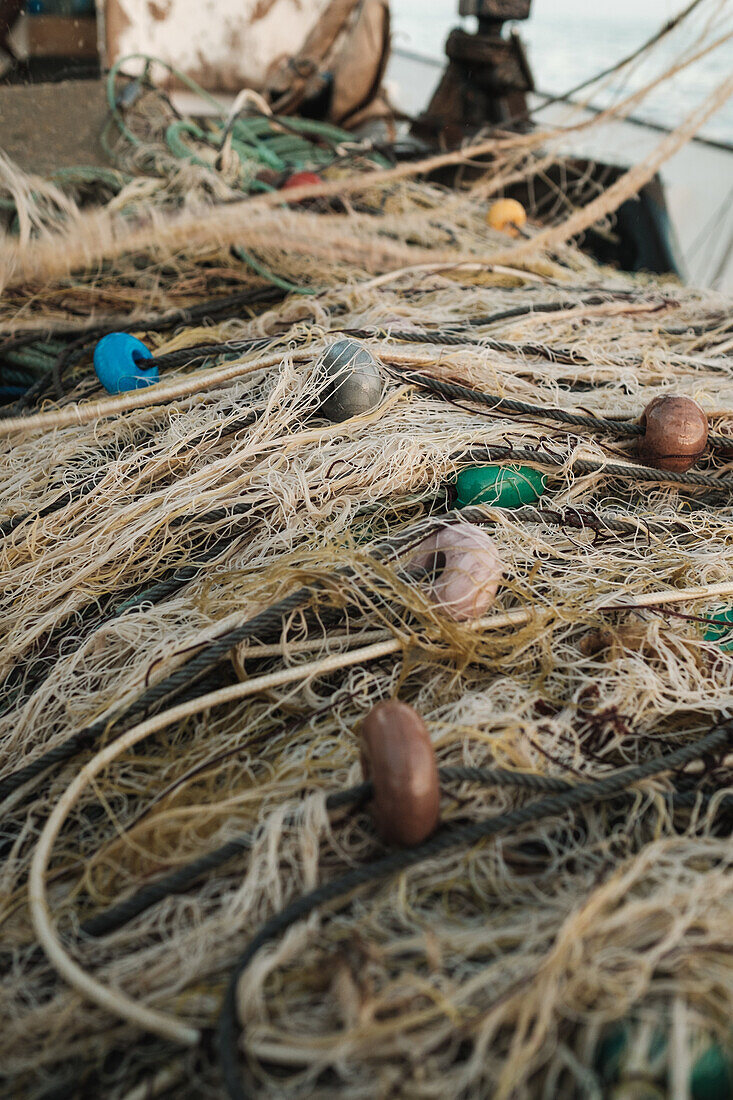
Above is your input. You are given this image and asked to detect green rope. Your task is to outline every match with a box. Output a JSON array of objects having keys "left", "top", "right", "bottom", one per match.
[
  {"left": 106, "top": 53, "right": 224, "bottom": 149},
  {"left": 48, "top": 166, "right": 132, "bottom": 190},
  {"left": 231, "top": 246, "right": 318, "bottom": 296},
  {"left": 3, "top": 347, "right": 57, "bottom": 374},
  {"left": 164, "top": 120, "right": 215, "bottom": 169}
]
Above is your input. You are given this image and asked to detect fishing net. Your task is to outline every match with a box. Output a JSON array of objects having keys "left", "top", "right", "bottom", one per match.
[{"left": 0, "top": 9, "right": 732, "bottom": 1099}]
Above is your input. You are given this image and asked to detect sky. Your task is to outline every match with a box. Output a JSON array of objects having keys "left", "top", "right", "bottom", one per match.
[
  {"left": 393, "top": 0, "right": 695, "bottom": 41},
  {"left": 533, "top": 0, "right": 679, "bottom": 16}
]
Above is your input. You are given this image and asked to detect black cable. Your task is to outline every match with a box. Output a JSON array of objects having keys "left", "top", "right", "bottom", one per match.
[
  {"left": 1, "top": 498, "right": 681, "bottom": 728},
  {"left": 0, "top": 287, "right": 282, "bottom": 359},
  {"left": 4, "top": 497, "right": 686, "bottom": 728},
  {"left": 0, "top": 516, "right": 452, "bottom": 804},
  {"left": 492, "top": 504, "right": 677, "bottom": 537},
  {"left": 458, "top": 443, "right": 733, "bottom": 493},
  {"left": 403, "top": 368, "right": 643, "bottom": 435},
  {"left": 464, "top": 293, "right": 657, "bottom": 327},
  {"left": 150, "top": 338, "right": 270, "bottom": 373},
  {"left": 0, "top": 493, "right": 720, "bottom": 805},
  {"left": 1, "top": 412, "right": 260, "bottom": 546},
  {"left": 0, "top": 498, "right": 258, "bottom": 719},
  {"left": 0, "top": 666, "right": 232, "bottom": 868},
  {"left": 394, "top": 368, "right": 733, "bottom": 453},
  {"left": 81, "top": 756, "right": 733, "bottom": 941},
  {"left": 0, "top": 585, "right": 323, "bottom": 803},
  {"left": 2, "top": 292, "right": 689, "bottom": 417},
  {"left": 0, "top": 469, "right": 109, "bottom": 541},
  {"left": 663, "top": 318, "right": 732, "bottom": 337},
  {"left": 217, "top": 722, "right": 732, "bottom": 1099},
  {"left": 6, "top": 287, "right": 283, "bottom": 412},
  {"left": 81, "top": 767, "right": 574, "bottom": 939},
  {"left": 340, "top": 322, "right": 733, "bottom": 379},
  {"left": 343, "top": 323, "right": 584, "bottom": 363}
]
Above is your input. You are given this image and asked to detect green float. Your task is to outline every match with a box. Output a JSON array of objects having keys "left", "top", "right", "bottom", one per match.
[
  {"left": 455, "top": 464, "right": 547, "bottom": 510},
  {"left": 594, "top": 1024, "right": 732, "bottom": 1100},
  {"left": 691, "top": 1044, "right": 733, "bottom": 1100},
  {"left": 702, "top": 606, "right": 733, "bottom": 651}
]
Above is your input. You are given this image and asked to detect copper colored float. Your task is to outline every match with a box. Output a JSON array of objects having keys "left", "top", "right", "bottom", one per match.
[
  {"left": 639, "top": 395, "right": 708, "bottom": 472},
  {"left": 360, "top": 700, "right": 440, "bottom": 846}
]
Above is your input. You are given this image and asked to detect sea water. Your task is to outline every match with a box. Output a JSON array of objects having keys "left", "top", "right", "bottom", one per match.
[{"left": 392, "top": 0, "right": 733, "bottom": 145}]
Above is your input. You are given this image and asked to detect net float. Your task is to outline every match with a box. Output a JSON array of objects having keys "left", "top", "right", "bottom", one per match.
[
  {"left": 360, "top": 699, "right": 440, "bottom": 847},
  {"left": 93, "top": 333, "right": 158, "bottom": 395},
  {"left": 314, "top": 338, "right": 382, "bottom": 422},
  {"left": 455, "top": 464, "right": 546, "bottom": 509},
  {"left": 281, "top": 170, "right": 323, "bottom": 194},
  {"left": 486, "top": 197, "right": 527, "bottom": 236},
  {"left": 407, "top": 521, "right": 504, "bottom": 621},
  {"left": 638, "top": 395, "right": 708, "bottom": 472},
  {"left": 702, "top": 606, "right": 733, "bottom": 651}
]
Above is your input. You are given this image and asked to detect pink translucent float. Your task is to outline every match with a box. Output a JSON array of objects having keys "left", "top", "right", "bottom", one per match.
[{"left": 408, "top": 521, "right": 504, "bottom": 621}]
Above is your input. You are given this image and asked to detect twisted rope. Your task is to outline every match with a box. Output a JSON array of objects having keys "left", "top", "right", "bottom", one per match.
[
  {"left": 345, "top": 324, "right": 582, "bottom": 362},
  {"left": 396, "top": 368, "right": 733, "bottom": 452},
  {"left": 151, "top": 338, "right": 271, "bottom": 372},
  {"left": 217, "top": 722, "right": 733, "bottom": 1099},
  {"left": 459, "top": 443, "right": 733, "bottom": 492},
  {"left": 0, "top": 517, "right": 446, "bottom": 803},
  {"left": 0, "top": 290, "right": 279, "bottom": 358},
  {"left": 405, "top": 368, "right": 642, "bottom": 434},
  {"left": 1, "top": 498, "right": 679, "bottom": 729},
  {"left": 1, "top": 415, "right": 259, "bottom": 546},
  {"left": 0, "top": 497, "right": 719, "bottom": 805},
  {"left": 5, "top": 287, "right": 283, "bottom": 411},
  {"left": 82, "top": 755, "right": 732, "bottom": 942},
  {"left": 80, "top": 768, "right": 574, "bottom": 939}
]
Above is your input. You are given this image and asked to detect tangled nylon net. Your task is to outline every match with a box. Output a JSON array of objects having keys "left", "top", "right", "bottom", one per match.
[{"left": 0, "top": 11, "right": 732, "bottom": 1098}]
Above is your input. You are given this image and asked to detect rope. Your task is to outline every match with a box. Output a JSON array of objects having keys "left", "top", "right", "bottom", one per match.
[
  {"left": 403, "top": 368, "right": 643, "bottom": 435},
  {"left": 82, "top": 768, "right": 732, "bottom": 940},
  {"left": 396, "top": 368, "right": 733, "bottom": 452},
  {"left": 5, "top": 287, "right": 282, "bottom": 411},
  {"left": 141, "top": 322, "right": 728, "bottom": 417},
  {"left": 1, "top": 415, "right": 260, "bottom": 546},
  {"left": 0, "top": 514, "right": 459, "bottom": 804},
  {"left": 80, "top": 768, "right": 575, "bottom": 939},
  {"left": 465, "top": 292, "right": 647, "bottom": 325},
  {"left": 502, "top": 0, "right": 707, "bottom": 132},
  {"left": 484, "top": 504, "right": 677, "bottom": 537},
  {"left": 0, "top": 493, "right": 721, "bottom": 804},
  {"left": 458, "top": 444, "right": 733, "bottom": 493},
  {"left": 151, "top": 338, "right": 270, "bottom": 372},
  {"left": 0, "top": 287, "right": 282, "bottom": 357},
  {"left": 0, "top": 471, "right": 108, "bottom": 541},
  {"left": 0, "top": 587, "right": 321, "bottom": 803},
  {"left": 0, "top": 498, "right": 679, "bottom": 727},
  {"left": 345, "top": 324, "right": 585, "bottom": 362},
  {"left": 217, "top": 722, "right": 733, "bottom": 1099}
]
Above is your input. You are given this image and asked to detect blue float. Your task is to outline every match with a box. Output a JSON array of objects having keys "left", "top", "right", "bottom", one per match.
[{"left": 93, "top": 333, "right": 158, "bottom": 395}]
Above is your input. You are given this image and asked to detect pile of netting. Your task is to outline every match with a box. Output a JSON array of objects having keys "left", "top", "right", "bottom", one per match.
[
  {"left": 1, "top": 174, "right": 732, "bottom": 1098},
  {"left": 1, "top": 20, "right": 733, "bottom": 1088}
]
